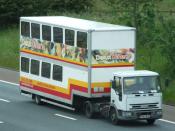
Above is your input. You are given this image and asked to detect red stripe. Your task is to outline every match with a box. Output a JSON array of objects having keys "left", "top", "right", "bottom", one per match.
[
  {"left": 21, "top": 50, "right": 88, "bottom": 67},
  {"left": 20, "top": 82, "right": 88, "bottom": 100},
  {"left": 70, "top": 84, "right": 88, "bottom": 93}
]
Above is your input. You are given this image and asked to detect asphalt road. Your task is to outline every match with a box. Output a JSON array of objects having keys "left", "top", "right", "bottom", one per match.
[
  {"left": 1, "top": 67, "right": 175, "bottom": 121},
  {"left": 0, "top": 80, "right": 175, "bottom": 131}
]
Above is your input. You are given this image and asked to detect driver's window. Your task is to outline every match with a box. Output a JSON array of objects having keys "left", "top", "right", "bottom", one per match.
[
  {"left": 114, "top": 77, "right": 121, "bottom": 92},
  {"left": 115, "top": 77, "right": 120, "bottom": 88}
]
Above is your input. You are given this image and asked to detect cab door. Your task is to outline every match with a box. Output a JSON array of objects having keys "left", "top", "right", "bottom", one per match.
[{"left": 111, "top": 76, "right": 123, "bottom": 110}]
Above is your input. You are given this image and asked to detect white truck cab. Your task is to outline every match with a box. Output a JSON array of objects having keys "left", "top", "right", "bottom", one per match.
[{"left": 109, "top": 70, "right": 162, "bottom": 124}]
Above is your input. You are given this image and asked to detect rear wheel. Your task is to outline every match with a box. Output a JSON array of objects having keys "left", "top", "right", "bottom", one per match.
[
  {"left": 32, "top": 94, "right": 35, "bottom": 100},
  {"left": 109, "top": 108, "right": 119, "bottom": 125},
  {"left": 147, "top": 119, "right": 156, "bottom": 125},
  {"left": 34, "top": 95, "right": 42, "bottom": 105},
  {"left": 85, "top": 101, "right": 94, "bottom": 118}
]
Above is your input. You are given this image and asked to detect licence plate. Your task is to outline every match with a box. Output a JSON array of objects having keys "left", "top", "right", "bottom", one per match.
[{"left": 139, "top": 115, "right": 150, "bottom": 119}]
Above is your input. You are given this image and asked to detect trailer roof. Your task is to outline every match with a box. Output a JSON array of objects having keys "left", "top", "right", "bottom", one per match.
[
  {"left": 114, "top": 70, "right": 159, "bottom": 77},
  {"left": 20, "top": 16, "right": 135, "bottom": 31}
]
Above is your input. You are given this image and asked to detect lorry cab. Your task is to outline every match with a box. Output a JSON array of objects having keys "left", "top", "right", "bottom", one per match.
[{"left": 110, "top": 70, "right": 162, "bottom": 125}]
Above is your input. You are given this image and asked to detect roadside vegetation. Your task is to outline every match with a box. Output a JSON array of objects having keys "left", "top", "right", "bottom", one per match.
[
  {"left": 0, "top": 26, "right": 19, "bottom": 70},
  {"left": 0, "top": 0, "right": 174, "bottom": 104}
]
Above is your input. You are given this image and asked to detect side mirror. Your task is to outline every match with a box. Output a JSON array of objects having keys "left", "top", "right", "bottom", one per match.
[{"left": 111, "top": 80, "right": 116, "bottom": 89}]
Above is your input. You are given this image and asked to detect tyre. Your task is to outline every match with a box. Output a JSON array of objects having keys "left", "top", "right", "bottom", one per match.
[
  {"left": 35, "top": 95, "right": 42, "bottom": 105},
  {"left": 85, "top": 101, "right": 94, "bottom": 118},
  {"left": 32, "top": 94, "right": 35, "bottom": 100},
  {"left": 109, "top": 108, "right": 119, "bottom": 125},
  {"left": 147, "top": 119, "right": 156, "bottom": 125}
]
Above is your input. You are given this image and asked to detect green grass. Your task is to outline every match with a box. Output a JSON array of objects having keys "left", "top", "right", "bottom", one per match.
[
  {"left": 158, "top": 0, "right": 175, "bottom": 10},
  {"left": 163, "top": 80, "right": 175, "bottom": 105},
  {"left": 0, "top": 26, "right": 19, "bottom": 70}
]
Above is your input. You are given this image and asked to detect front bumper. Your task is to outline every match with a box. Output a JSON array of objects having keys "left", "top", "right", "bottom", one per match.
[{"left": 117, "top": 109, "right": 162, "bottom": 120}]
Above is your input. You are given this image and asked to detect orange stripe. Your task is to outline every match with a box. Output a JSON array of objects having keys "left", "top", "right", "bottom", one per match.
[
  {"left": 91, "top": 82, "right": 110, "bottom": 88},
  {"left": 92, "top": 63, "right": 134, "bottom": 68},
  {"left": 21, "top": 49, "right": 88, "bottom": 67},
  {"left": 20, "top": 77, "right": 111, "bottom": 96},
  {"left": 20, "top": 77, "right": 88, "bottom": 94},
  {"left": 21, "top": 49, "right": 134, "bottom": 68}
]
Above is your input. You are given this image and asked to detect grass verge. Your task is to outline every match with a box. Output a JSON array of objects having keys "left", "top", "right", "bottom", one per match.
[{"left": 0, "top": 26, "right": 19, "bottom": 70}]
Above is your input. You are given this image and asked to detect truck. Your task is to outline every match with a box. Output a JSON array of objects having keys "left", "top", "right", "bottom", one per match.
[{"left": 19, "top": 16, "right": 162, "bottom": 125}]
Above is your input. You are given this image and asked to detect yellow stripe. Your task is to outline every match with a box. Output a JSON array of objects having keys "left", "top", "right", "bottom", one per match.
[
  {"left": 21, "top": 49, "right": 88, "bottom": 66},
  {"left": 20, "top": 77, "right": 88, "bottom": 94},
  {"left": 20, "top": 76, "right": 110, "bottom": 93},
  {"left": 69, "top": 78, "right": 88, "bottom": 87}
]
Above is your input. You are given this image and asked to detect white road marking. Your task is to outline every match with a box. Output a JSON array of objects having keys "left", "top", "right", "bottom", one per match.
[
  {"left": 0, "top": 121, "right": 4, "bottom": 124},
  {"left": 0, "top": 98, "right": 10, "bottom": 103},
  {"left": 55, "top": 114, "right": 77, "bottom": 121},
  {"left": 159, "top": 119, "right": 175, "bottom": 125},
  {"left": 0, "top": 79, "right": 19, "bottom": 86},
  {"left": 1, "top": 79, "right": 175, "bottom": 125}
]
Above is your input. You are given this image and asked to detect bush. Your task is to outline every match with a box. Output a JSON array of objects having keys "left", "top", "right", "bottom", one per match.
[{"left": 0, "top": 0, "right": 94, "bottom": 27}]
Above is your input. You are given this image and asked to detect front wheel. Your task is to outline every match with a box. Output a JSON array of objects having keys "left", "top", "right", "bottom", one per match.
[
  {"left": 84, "top": 101, "right": 94, "bottom": 118},
  {"left": 34, "top": 95, "right": 42, "bottom": 105},
  {"left": 109, "top": 108, "right": 119, "bottom": 125},
  {"left": 147, "top": 119, "right": 156, "bottom": 125}
]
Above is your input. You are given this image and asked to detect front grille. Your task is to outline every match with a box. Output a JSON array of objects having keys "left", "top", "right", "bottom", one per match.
[{"left": 130, "top": 103, "right": 159, "bottom": 110}]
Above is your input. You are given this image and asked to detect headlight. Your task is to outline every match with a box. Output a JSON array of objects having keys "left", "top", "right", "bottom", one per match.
[
  {"left": 122, "top": 111, "right": 132, "bottom": 117},
  {"left": 156, "top": 110, "right": 162, "bottom": 115}
]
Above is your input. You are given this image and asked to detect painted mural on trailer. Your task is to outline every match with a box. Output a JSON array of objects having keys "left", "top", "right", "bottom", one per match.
[
  {"left": 20, "top": 37, "right": 88, "bottom": 64},
  {"left": 92, "top": 48, "right": 135, "bottom": 65},
  {"left": 20, "top": 37, "right": 134, "bottom": 65}
]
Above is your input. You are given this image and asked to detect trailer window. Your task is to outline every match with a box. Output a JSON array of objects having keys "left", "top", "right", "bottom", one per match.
[
  {"left": 53, "top": 64, "right": 62, "bottom": 81},
  {"left": 65, "top": 29, "right": 74, "bottom": 46},
  {"left": 21, "top": 57, "right": 29, "bottom": 73},
  {"left": 41, "top": 62, "right": 51, "bottom": 78},
  {"left": 42, "top": 25, "right": 51, "bottom": 41},
  {"left": 53, "top": 27, "right": 63, "bottom": 43},
  {"left": 31, "top": 59, "right": 40, "bottom": 76},
  {"left": 31, "top": 23, "right": 40, "bottom": 39},
  {"left": 77, "top": 32, "right": 87, "bottom": 48},
  {"left": 21, "top": 21, "right": 30, "bottom": 37}
]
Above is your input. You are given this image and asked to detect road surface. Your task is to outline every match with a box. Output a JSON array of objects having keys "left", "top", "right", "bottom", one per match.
[
  {"left": 0, "top": 79, "right": 175, "bottom": 130},
  {"left": 0, "top": 67, "right": 175, "bottom": 121},
  {"left": 0, "top": 67, "right": 175, "bottom": 131}
]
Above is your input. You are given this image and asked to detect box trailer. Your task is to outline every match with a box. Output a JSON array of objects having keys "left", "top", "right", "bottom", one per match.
[{"left": 19, "top": 16, "right": 162, "bottom": 125}]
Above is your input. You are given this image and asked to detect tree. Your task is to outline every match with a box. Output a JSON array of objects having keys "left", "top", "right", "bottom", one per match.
[
  {"left": 0, "top": 0, "right": 50, "bottom": 26},
  {"left": 159, "top": 17, "right": 175, "bottom": 78},
  {"left": 0, "top": 0, "right": 94, "bottom": 27},
  {"left": 104, "top": 0, "right": 162, "bottom": 70},
  {"left": 104, "top": 0, "right": 162, "bottom": 32}
]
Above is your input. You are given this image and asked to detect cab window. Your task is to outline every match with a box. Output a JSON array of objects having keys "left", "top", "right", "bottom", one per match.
[{"left": 113, "top": 77, "right": 122, "bottom": 93}]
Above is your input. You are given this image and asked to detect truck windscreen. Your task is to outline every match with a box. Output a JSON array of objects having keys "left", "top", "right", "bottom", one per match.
[{"left": 123, "top": 76, "right": 160, "bottom": 94}]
